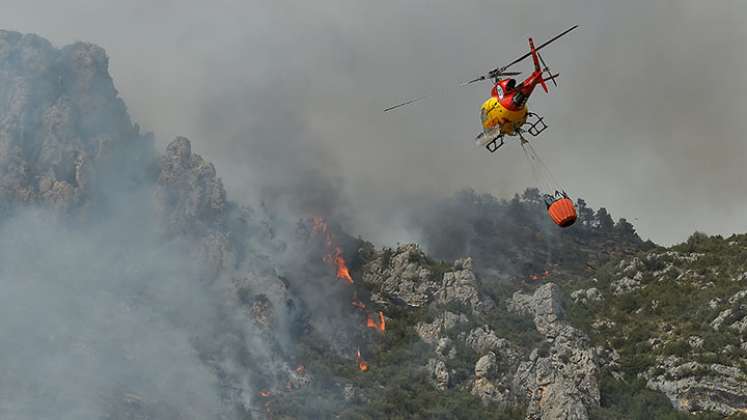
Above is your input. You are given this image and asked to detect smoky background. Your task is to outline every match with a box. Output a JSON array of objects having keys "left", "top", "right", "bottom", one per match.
[{"left": 4, "top": 0, "right": 745, "bottom": 246}]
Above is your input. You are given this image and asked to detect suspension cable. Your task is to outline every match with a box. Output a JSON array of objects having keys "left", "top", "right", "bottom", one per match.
[
  {"left": 521, "top": 141, "right": 555, "bottom": 194},
  {"left": 526, "top": 141, "right": 564, "bottom": 193}
]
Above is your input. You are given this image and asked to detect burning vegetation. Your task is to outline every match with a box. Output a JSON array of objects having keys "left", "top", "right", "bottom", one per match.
[
  {"left": 310, "top": 216, "right": 387, "bottom": 375},
  {"left": 311, "top": 217, "right": 354, "bottom": 284},
  {"left": 366, "top": 311, "right": 386, "bottom": 333},
  {"left": 528, "top": 270, "right": 551, "bottom": 281},
  {"left": 355, "top": 349, "right": 369, "bottom": 372}
]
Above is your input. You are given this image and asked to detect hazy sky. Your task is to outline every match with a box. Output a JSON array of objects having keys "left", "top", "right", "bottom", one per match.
[{"left": 3, "top": 0, "right": 746, "bottom": 245}]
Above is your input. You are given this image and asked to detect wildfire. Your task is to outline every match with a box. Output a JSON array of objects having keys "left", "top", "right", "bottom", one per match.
[
  {"left": 335, "top": 254, "right": 353, "bottom": 284},
  {"left": 311, "top": 216, "right": 387, "bottom": 374},
  {"left": 355, "top": 350, "right": 369, "bottom": 372},
  {"left": 528, "top": 270, "right": 551, "bottom": 281},
  {"left": 366, "top": 311, "right": 386, "bottom": 332},
  {"left": 258, "top": 390, "right": 272, "bottom": 398},
  {"left": 311, "top": 217, "right": 354, "bottom": 284}
]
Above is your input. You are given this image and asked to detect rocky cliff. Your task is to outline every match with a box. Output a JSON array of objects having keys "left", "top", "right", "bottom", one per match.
[
  {"left": 0, "top": 30, "right": 153, "bottom": 214},
  {"left": 1, "top": 29, "right": 745, "bottom": 420}
]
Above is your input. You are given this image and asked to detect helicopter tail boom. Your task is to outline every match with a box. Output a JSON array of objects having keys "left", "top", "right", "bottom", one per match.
[{"left": 529, "top": 38, "right": 549, "bottom": 93}]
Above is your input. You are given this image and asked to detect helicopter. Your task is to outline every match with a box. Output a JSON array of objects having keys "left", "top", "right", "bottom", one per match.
[
  {"left": 385, "top": 25, "right": 578, "bottom": 153},
  {"left": 385, "top": 26, "right": 581, "bottom": 228}
]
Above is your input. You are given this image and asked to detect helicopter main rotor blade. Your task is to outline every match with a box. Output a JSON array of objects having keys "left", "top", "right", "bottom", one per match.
[
  {"left": 384, "top": 95, "right": 429, "bottom": 112},
  {"left": 497, "top": 25, "right": 579, "bottom": 74},
  {"left": 385, "top": 70, "right": 519, "bottom": 112},
  {"left": 461, "top": 71, "right": 522, "bottom": 86}
]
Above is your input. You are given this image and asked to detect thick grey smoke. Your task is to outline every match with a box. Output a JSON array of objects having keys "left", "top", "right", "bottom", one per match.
[
  {"left": 0, "top": 31, "right": 293, "bottom": 418},
  {"left": 0, "top": 200, "right": 236, "bottom": 419},
  {"left": 3, "top": 1, "right": 746, "bottom": 245}
]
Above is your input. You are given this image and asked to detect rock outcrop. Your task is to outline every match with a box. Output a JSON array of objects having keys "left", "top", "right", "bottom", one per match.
[
  {"left": 361, "top": 245, "right": 493, "bottom": 311},
  {"left": 360, "top": 244, "right": 439, "bottom": 307},
  {"left": 510, "top": 283, "right": 601, "bottom": 420},
  {"left": 466, "top": 326, "right": 520, "bottom": 406},
  {"left": 645, "top": 356, "right": 747, "bottom": 415},
  {"left": 155, "top": 137, "right": 226, "bottom": 235},
  {"left": 7, "top": 28, "right": 747, "bottom": 420},
  {"left": 154, "top": 137, "right": 233, "bottom": 277},
  {"left": 0, "top": 30, "right": 153, "bottom": 214}
]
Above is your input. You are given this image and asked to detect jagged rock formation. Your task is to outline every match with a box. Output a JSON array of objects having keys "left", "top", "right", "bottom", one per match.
[
  {"left": 156, "top": 137, "right": 226, "bottom": 235},
  {"left": 467, "top": 326, "right": 521, "bottom": 406},
  {"left": 510, "top": 284, "right": 601, "bottom": 420},
  {"left": 0, "top": 30, "right": 153, "bottom": 214},
  {"left": 569, "top": 235, "right": 747, "bottom": 417},
  {"left": 361, "top": 245, "right": 494, "bottom": 311},
  {"left": 360, "top": 244, "right": 441, "bottom": 307},
  {"left": 644, "top": 356, "right": 747, "bottom": 415},
  {"left": 361, "top": 244, "right": 602, "bottom": 418},
  {"left": 155, "top": 136, "right": 233, "bottom": 277},
  {"left": 6, "top": 28, "right": 747, "bottom": 420}
]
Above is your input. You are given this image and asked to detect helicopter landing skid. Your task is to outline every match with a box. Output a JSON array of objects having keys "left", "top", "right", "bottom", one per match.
[
  {"left": 484, "top": 135, "right": 505, "bottom": 153},
  {"left": 475, "top": 131, "right": 506, "bottom": 153},
  {"left": 523, "top": 112, "right": 548, "bottom": 137}
]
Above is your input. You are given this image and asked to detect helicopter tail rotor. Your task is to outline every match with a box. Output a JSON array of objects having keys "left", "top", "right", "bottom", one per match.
[
  {"left": 529, "top": 38, "right": 549, "bottom": 93},
  {"left": 543, "top": 73, "right": 560, "bottom": 84}
]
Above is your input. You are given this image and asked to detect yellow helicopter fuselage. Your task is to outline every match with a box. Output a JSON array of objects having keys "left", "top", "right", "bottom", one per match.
[{"left": 480, "top": 96, "right": 528, "bottom": 136}]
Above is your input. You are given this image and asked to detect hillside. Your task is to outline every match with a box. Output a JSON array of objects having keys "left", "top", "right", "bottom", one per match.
[{"left": 1, "top": 29, "right": 746, "bottom": 420}]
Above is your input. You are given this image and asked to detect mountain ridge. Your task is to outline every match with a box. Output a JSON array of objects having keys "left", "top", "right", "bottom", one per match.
[{"left": 1, "top": 29, "right": 745, "bottom": 420}]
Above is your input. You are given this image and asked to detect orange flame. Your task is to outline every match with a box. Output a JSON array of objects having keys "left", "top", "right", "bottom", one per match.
[
  {"left": 355, "top": 350, "right": 369, "bottom": 372},
  {"left": 366, "top": 311, "right": 386, "bottom": 333},
  {"left": 366, "top": 313, "right": 377, "bottom": 329},
  {"left": 258, "top": 390, "right": 272, "bottom": 398},
  {"left": 335, "top": 253, "right": 353, "bottom": 284},
  {"left": 528, "top": 270, "right": 551, "bottom": 281},
  {"left": 311, "top": 217, "right": 354, "bottom": 284}
]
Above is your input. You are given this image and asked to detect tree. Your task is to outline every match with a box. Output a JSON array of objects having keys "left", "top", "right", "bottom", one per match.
[
  {"left": 614, "top": 218, "right": 638, "bottom": 240},
  {"left": 522, "top": 188, "right": 542, "bottom": 203},
  {"left": 596, "top": 207, "right": 615, "bottom": 231},
  {"left": 577, "top": 198, "right": 595, "bottom": 225}
]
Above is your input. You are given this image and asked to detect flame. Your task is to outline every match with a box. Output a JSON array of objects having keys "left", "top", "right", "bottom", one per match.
[
  {"left": 366, "top": 311, "right": 386, "bottom": 333},
  {"left": 258, "top": 390, "right": 272, "bottom": 398},
  {"left": 311, "top": 217, "right": 354, "bottom": 284},
  {"left": 528, "top": 270, "right": 551, "bottom": 281},
  {"left": 335, "top": 253, "right": 353, "bottom": 284},
  {"left": 366, "top": 313, "right": 377, "bottom": 329},
  {"left": 355, "top": 350, "right": 369, "bottom": 372}
]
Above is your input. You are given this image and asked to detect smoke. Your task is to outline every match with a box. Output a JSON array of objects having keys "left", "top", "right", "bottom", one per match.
[
  {"left": 0, "top": 4, "right": 745, "bottom": 416},
  {"left": 0, "top": 32, "right": 284, "bottom": 418},
  {"left": 0, "top": 197, "right": 238, "bottom": 419},
  {"left": 0, "top": 27, "right": 383, "bottom": 419},
  {"left": 6, "top": 0, "right": 738, "bottom": 245}
]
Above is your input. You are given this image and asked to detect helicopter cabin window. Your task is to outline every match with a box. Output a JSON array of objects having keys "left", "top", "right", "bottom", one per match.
[
  {"left": 512, "top": 91, "right": 527, "bottom": 108},
  {"left": 494, "top": 85, "right": 504, "bottom": 99},
  {"left": 480, "top": 107, "right": 488, "bottom": 124}
]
